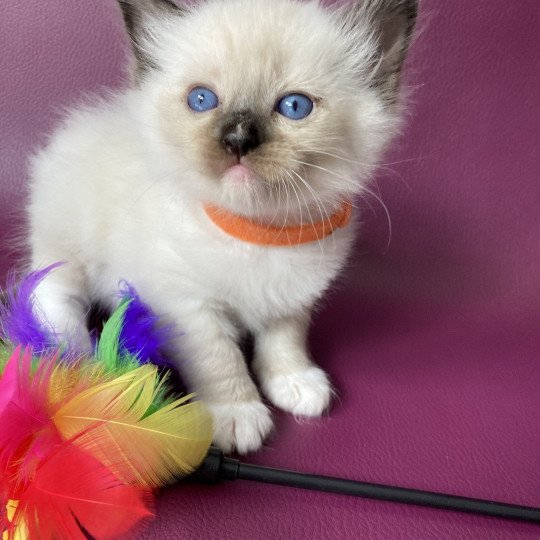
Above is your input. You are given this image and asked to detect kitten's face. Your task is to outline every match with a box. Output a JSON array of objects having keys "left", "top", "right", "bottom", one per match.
[{"left": 125, "top": 0, "right": 416, "bottom": 219}]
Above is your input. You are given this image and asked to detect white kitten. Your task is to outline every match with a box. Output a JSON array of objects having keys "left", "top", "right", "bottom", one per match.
[{"left": 27, "top": 0, "right": 416, "bottom": 453}]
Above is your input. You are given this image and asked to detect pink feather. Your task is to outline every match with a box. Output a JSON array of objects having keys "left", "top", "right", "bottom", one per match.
[
  {"left": 0, "top": 346, "right": 60, "bottom": 487},
  {"left": 0, "top": 346, "right": 19, "bottom": 413}
]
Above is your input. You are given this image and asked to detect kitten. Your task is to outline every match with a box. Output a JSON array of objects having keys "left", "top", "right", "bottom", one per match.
[{"left": 27, "top": 0, "right": 416, "bottom": 453}]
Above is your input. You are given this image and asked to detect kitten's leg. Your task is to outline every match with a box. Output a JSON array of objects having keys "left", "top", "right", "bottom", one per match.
[
  {"left": 253, "top": 313, "right": 333, "bottom": 417},
  {"left": 170, "top": 307, "right": 273, "bottom": 454},
  {"left": 31, "top": 264, "right": 91, "bottom": 352}
]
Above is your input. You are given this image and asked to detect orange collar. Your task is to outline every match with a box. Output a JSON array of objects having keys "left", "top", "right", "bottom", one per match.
[{"left": 203, "top": 201, "right": 352, "bottom": 247}]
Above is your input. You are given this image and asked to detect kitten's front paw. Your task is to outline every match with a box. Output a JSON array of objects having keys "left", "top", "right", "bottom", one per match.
[
  {"left": 206, "top": 401, "right": 273, "bottom": 454},
  {"left": 261, "top": 367, "right": 333, "bottom": 417}
]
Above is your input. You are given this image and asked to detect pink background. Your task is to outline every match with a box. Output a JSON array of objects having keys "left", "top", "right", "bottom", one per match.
[{"left": 0, "top": 1, "right": 539, "bottom": 538}]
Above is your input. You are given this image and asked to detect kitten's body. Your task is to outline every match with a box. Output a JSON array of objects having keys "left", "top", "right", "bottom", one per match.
[{"left": 28, "top": 0, "right": 416, "bottom": 453}]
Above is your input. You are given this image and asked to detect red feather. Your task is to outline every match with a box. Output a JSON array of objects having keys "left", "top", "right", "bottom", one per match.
[{"left": 11, "top": 441, "right": 154, "bottom": 540}]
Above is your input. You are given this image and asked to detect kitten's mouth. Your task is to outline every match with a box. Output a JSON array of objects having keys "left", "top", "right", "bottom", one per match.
[{"left": 222, "top": 163, "right": 255, "bottom": 185}]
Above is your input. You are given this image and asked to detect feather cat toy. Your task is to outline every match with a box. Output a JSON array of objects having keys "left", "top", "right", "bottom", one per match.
[
  {"left": 1, "top": 267, "right": 538, "bottom": 540},
  {"left": 0, "top": 266, "right": 213, "bottom": 539}
]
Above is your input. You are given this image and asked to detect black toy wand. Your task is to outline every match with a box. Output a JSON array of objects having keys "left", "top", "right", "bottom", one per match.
[{"left": 192, "top": 448, "right": 540, "bottom": 524}]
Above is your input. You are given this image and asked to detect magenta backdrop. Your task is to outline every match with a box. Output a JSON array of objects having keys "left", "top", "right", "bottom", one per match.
[{"left": 0, "top": 1, "right": 539, "bottom": 538}]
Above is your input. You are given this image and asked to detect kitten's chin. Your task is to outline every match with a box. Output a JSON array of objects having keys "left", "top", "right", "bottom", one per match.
[
  {"left": 215, "top": 163, "right": 270, "bottom": 215},
  {"left": 221, "top": 163, "right": 266, "bottom": 198},
  {"left": 222, "top": 164, "right": 255, "bottom": 186},
  {"left": 214, "top": 163, "right": 349, "bottom": 223}
]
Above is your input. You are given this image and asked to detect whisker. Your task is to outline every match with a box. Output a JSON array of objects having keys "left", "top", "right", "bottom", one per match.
[
  {"left": 358, "top": 184, "right": 393, "bottom": 253},
  {"left": 290, "top": 159, "right": 358, "bottom": 192},
  {"left": 284, "top": 169, "right": 325, "bottom": 258},
  {"left": 290, "top": 159, "right": 392, "bottom": 251}
]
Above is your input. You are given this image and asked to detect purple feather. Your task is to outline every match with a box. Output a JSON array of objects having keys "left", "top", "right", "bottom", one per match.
[
  {"left": 118, "top": 282, "right": 176, "bottom": 367},
  {"left": 0, "top": 264, "right": 62, "bottom": 353},
  {"left": 1, "top": 265, "right": 176, "bottom": 366}
]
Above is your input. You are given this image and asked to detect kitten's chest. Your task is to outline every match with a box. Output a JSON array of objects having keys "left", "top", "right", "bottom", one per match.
[
  {"left": 213, "top": 245, "right": 336, "bottom": 317},
  {"left": 112, "top": 202, "right": 356, "bottom": 326},
  {"left": 169, "top": 210, "right": 355, "bottom": 324}
]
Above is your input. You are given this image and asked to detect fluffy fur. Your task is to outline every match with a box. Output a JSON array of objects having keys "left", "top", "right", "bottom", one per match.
[{"left": 27, "top": 0, "right": 416, "bottom": 453}]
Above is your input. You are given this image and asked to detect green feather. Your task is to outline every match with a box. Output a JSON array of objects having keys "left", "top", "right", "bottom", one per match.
[
  {"left": 96, "top": 299, "right": 129, "bottom": 370},
  {"left": 0, "top": 341, "right": 10, "bottom": 372},
  {"left": 96, "top": 299, "right": 139, "bottom": 374}
]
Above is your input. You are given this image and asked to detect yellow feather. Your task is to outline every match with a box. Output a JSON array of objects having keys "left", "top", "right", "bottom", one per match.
[
  {"left": 3, "top": 501, "right": 28, "bottom": 540},
  {"left": 48, "top": 361, "right": 107, "bottom": 408},
  {"left": 52, "top": 365, "right": 213, "bottom": 488}
]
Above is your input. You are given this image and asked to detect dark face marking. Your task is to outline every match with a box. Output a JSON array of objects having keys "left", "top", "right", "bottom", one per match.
[
  {"left": 349, "top": 0, "right": 418, "bottom": 103},
  {"left": 219, "top": 111, "right": 266, "bottom": 160},
  {"left": 118, "top": 0, "right": 185, "bottom": 79}
]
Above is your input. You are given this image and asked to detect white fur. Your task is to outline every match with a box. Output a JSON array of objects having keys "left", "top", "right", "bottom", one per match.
[
  {"left": 260, "top": 368, "right": 332, "bottom": 417},
  {"left": 27, "top": 0, "right": 407, "bottom": 453}
]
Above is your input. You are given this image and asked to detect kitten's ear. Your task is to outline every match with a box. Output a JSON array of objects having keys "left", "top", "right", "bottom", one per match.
[
  {"left": 118, "top": 0, "right": 185, "bottom": 79},
  {"left": 344, "top": 0, "right": 418, "bottom": 102}
]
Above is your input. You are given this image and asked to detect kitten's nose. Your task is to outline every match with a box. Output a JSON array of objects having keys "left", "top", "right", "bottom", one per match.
[
  {"left": 222, "top": 131, "right": 259, "bottom": 158},
  {"left": 220, "top": 112, "right": 263, "bottom": 159}
]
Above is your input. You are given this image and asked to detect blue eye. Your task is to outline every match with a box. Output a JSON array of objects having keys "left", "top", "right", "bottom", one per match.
[
  {"left": 187, "top": 86, "right": 219, "bottom": 112},
  {"left": 276, "top": 93, "right": 313, "bottom": 120}
]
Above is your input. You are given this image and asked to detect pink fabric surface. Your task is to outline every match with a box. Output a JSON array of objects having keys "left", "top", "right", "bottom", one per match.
[{"left": 0, "top": 1, "right": 538, "bottom": 538}]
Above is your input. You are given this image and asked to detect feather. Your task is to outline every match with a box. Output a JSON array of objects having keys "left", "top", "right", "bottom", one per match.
[
  {"left": 1, "top": 268, "right": 212, "bottom": 539},
  {"left": 11, "top": 442, "right": 153, "bottom": 540},
  {"left": 1, "top": 495, "right": 10, "bottom": 540},
  {"left": 95, "top": 300, "right": 129, "bottom": 372},
  {"left": 118, "top": 282, "right": 176, "bottom": 366},
  {"left": 0, "top": 354, "right": 157, "bottom": 540},
  {"left": 53, "top": 365, "right": 213, "bottom": 488},
  {"left": 3, "top": 501, "right": 27, "bottom": 540},
  {"left": 1, "top": 267, "right": 176, "bottom": 369},
  {"left": 0, "top": 265, "right": 61, "bottom": 354},
  {"left": 47, "top": 360, "right": 108, "bottom": 410},
  {"left": 0, "top": 347, "right": 20, "bottom": 415},
  {"left": 0, "top": 347, "right": 60, "bottom": 476},
  {"left": 95, "top": 300, "right": 143, "bottom": 375},
  {"left": 0, "top": 345, "right": 10, "bottom": 373}
]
